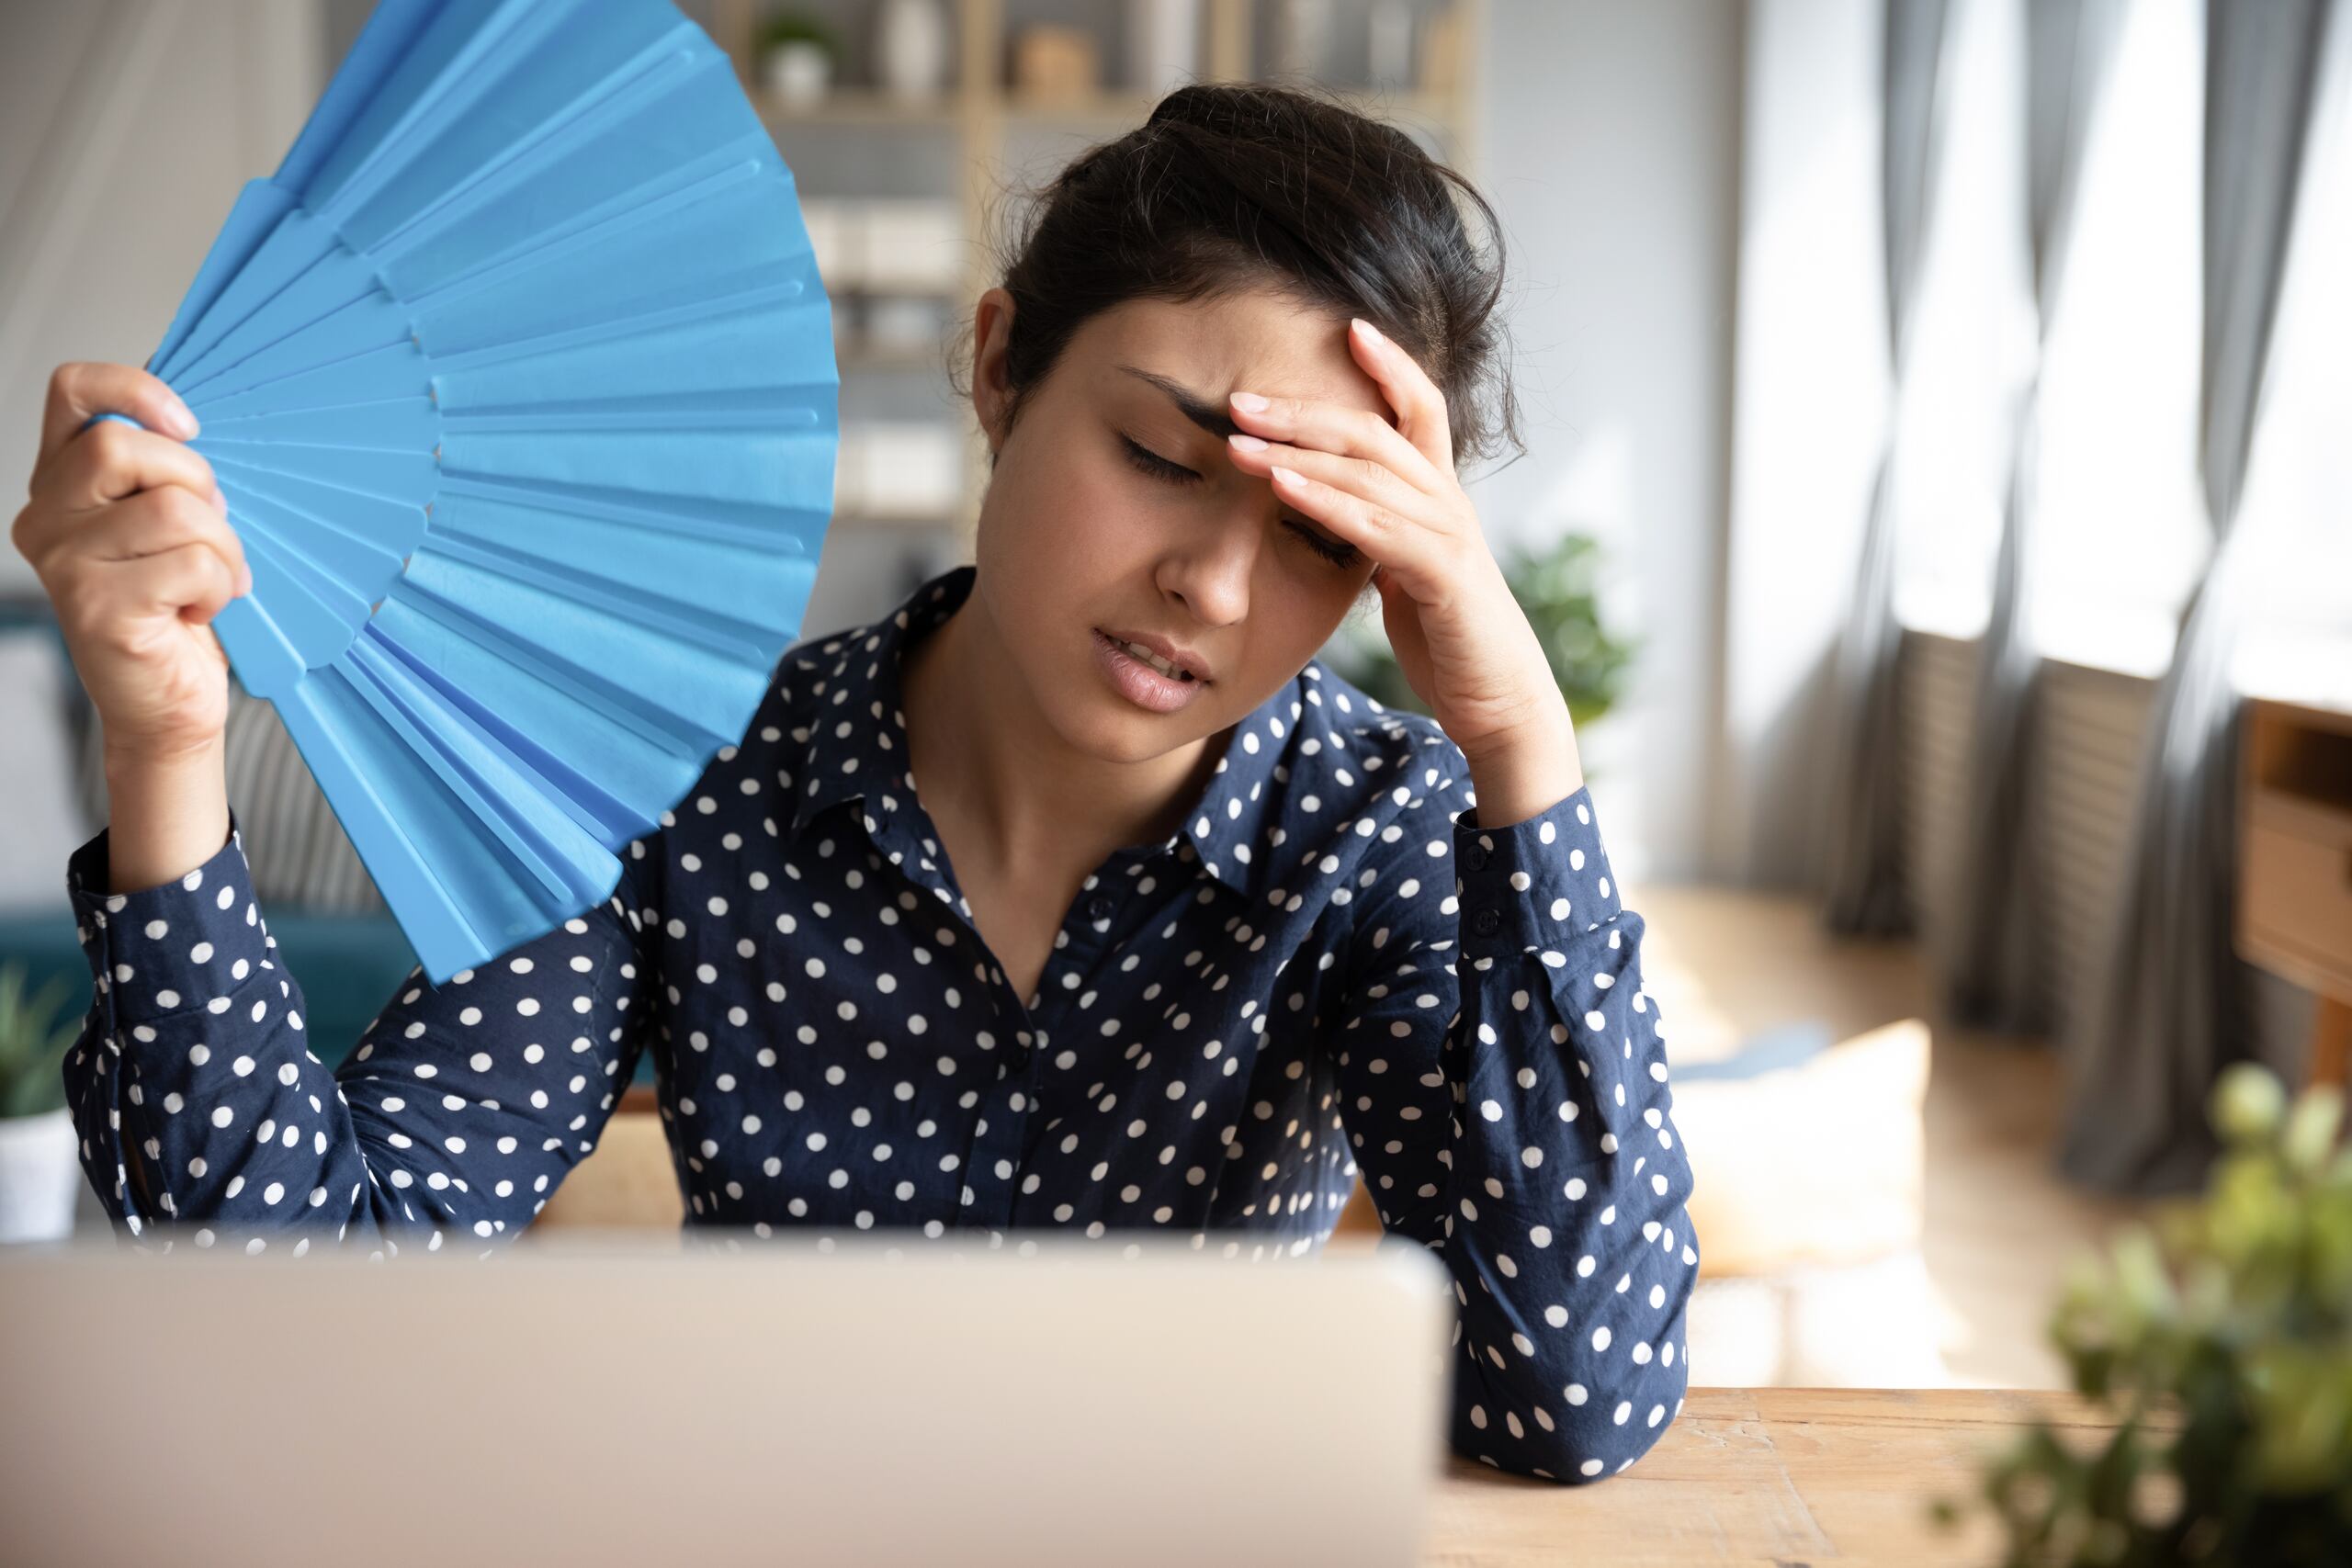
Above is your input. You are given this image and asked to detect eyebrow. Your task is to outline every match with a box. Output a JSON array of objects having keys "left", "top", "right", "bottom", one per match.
[{"left": 1114, "top": 366, "right": 1238, "bottom": 441}]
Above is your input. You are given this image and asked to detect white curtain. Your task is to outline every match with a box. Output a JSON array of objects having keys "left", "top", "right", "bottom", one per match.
[
  {"left": 1821, "top": 0, "right": 1954, "bottom": 936},
  {"left": 1942, "top": 0, "right": 2123, "bottom": 1032},
  {"left": 2059, "top": 0, "right": 2345, "bottom": 1194}
]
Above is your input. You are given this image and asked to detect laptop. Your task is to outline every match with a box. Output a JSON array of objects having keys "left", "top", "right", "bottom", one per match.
[{"left": 0, "top": 1227, "right": 1453, "bottom": 1567}]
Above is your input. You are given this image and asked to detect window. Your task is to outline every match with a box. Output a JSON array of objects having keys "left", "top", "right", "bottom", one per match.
[{"left": 2023, "top": 0, "right": 2206, "bottom": 678}]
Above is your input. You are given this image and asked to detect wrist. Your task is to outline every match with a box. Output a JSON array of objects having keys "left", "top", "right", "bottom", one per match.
[
  {"left": 104, "top": 729, "right": 226, "bottom": 776},
  {"left": 101, "top": 736, "right": 232, "bottom": 897},
  {"left": 1461, "top": 707, "right": 1583, "bottom": 829}
]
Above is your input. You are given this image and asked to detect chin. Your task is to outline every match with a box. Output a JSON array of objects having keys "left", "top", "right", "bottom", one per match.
[{"left": 1041, "top": 666, "right": 1221, "bottom": 763}]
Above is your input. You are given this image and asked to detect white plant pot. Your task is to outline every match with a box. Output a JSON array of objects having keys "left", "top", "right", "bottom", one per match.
[
  {"left": 0, "top": 1106, "right": 81, "bottom": 1244},
  {"left": 762, "top": 41, "right": 832, "bottom": 107}
]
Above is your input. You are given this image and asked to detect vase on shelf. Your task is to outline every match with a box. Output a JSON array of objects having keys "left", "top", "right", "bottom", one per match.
[
  {"left": 1269, "top": 0, "right": 1334, "bottom": 81},
  {"left": 1368, "top": 0, "right": 1415, "bottom": 89},
  {"left": 875, "top": 0, "right": 951, "bottom": 103},
  {"left": 1126, "top": 0, "right": 1203, "bottom": 97}
]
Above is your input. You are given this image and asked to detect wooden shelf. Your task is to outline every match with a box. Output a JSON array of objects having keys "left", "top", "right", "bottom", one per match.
[{"left": 753, "top": 88, "right": 960, "bottom": 127}]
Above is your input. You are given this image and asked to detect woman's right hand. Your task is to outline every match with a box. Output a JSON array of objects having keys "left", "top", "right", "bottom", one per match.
[{"left": 10, "top": 362, "right": 253, "bottom": 761}]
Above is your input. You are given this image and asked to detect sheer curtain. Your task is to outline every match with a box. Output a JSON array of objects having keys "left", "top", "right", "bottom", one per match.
[
  {"left": 1821, "top": 0, "right": 1954, "bottom": 936},
  {"left": 2059, "top": 0, "right": 2346, "bottom": 1195},
  {"left": 1942, "top": 0, "right": 2123, "bottom": 1032}
]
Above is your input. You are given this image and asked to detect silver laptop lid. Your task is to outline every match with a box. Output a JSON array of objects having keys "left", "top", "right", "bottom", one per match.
[{"left": 2, "top": 1230, "right": 1453, "bottom": 1568}]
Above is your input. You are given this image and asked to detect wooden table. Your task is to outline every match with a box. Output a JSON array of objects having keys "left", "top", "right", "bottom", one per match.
[{"left": 1424, "top": 1386, "right": 2142, "bottom": 1565}]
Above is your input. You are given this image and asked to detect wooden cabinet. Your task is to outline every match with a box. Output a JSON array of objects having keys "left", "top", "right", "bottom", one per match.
[{"left": 2237, "top": 698, "right": 2352, "bottom": 1087}]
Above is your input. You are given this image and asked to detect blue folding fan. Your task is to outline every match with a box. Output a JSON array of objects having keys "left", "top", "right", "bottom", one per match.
[{"left": 87, "top": 0, "right": 838, "bottom": 985}]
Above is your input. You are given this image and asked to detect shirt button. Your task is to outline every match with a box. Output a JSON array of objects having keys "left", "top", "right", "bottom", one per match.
[
  {"left": 1463, "top": 845, "right": 1489, "bottom": 872},
  {"left": 1472, "top": 908, "right": 1501, "bottom": 937},
  {"left": 1086, "top": 895, "right": 1114, "bottom": 921}
]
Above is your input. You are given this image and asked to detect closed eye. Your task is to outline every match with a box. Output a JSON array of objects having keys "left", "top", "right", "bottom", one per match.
[
  {"left": 1118, "top": 434, "right": 1361, "bottom": 568},
  {"left": 1119, "top": 434, "right": 1200, "bottom": 485}
]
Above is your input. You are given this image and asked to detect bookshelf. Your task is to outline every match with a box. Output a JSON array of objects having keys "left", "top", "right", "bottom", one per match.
[{"left": 704, "top": 0, "right": 1487, "bottom": 545}]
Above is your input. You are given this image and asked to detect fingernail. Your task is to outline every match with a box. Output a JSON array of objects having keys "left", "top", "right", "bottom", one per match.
[
  {"left": 164, "top": 397, "right": 199, "bottom": 438},
  {"left": 1229, "top": 391, "right": 1269, "bottom": 413},
  {"left": 238, "top": 563, "right": 254, "bottom": 596},
  {"left": 1351, "top": 318, "right": 1385, "bottom": 348},
  {"left": 1271, "top": 465, "right": 1303, "bottom": 487},
  {"left": 1228, "top": 432, "right": 1269, "bottom": 453}
]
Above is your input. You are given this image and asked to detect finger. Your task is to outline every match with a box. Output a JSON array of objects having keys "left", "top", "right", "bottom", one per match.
[
  {"left": 1226, "top": 386, "right": 1444, "bottom": 497},
  {"left": 109, "top": 540, "right": 240, "bottom": 627},
  {"left": 1225, "top": 432, "right": 1440, "bottom": 536},
  {"left": 47, "top": 414, "right": 221, "bottom": 513},
  {"left": 1264, "top": 461, "right": 1449, "bottom": 592},
  {"left": 18, "top": 427, "right": 225, "bottom": 564},
  {"left": 38, "top": 363, "right": 198, "bottom": 471},
  {"left": 65, "top": 488, "right": 250, "bottom": 591},
  {"left": 1346, "top": 318, "right": 1453, "bottom": 473}
]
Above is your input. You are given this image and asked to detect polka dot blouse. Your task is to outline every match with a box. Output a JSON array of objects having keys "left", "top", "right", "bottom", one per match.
[{"left": 62, "top": 560, "right": 1698, "bottom": 1484}]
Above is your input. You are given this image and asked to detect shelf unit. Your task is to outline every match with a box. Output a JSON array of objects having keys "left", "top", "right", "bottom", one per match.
[{"left": 705, "top": 0, "right": 1487, "bottom": 543}]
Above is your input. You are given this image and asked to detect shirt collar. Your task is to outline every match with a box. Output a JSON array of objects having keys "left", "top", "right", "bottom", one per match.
[{"left": 780, "top": 562, "right": 1300, "bottom": 906}]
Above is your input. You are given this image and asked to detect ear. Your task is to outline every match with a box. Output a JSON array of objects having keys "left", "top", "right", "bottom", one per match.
[{"left": 970, "top": 287, "right": 1016, "bottom": 454}]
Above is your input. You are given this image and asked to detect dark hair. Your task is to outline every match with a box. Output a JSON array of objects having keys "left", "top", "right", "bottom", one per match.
[{"left": 955, "top": 81, "right": 1521, "bottom": 472}]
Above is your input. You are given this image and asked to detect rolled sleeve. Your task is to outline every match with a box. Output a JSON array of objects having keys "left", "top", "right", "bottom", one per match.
[
  {"left": 66, "top": 806, "right": 274, "bottom": 1032},
  {"left": 1453, "top": 786, "right": 1624, "bottom": 962}
]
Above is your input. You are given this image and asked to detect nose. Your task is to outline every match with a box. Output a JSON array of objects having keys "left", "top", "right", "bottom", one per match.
[{"left": 1157, "top": 504, "right": 1261, "bottom": 627}]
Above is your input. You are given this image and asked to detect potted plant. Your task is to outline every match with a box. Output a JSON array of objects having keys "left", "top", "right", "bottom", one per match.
[
  {"left": 0, "top": 962, "right": 84, "bottom": 1244},
  {"left": 757, "top": 10, "right": 840, "bottom": 108},
  {"left": 1932, "top": 1061, "right": 2352, "bottom": 1565},
  {"left": 1323, "top": 529, "right": 1636, "bottom": 732}
]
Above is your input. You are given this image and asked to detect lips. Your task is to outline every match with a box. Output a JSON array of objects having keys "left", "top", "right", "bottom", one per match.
[
  {"left": 1096, "top": 626, "right": 1211, "bottom": 682},
  {"left": 1092, "top": 627, "right": 1209, "bottom": 714}
]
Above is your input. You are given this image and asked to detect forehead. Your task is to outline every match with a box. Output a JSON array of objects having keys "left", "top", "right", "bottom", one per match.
[{"left": 1069, "top": 290, "right": 1388, "bottom": 421}]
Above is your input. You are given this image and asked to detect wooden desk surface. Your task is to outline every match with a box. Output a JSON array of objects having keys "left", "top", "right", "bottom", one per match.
[{"left": 1426, "top": 1385, "right": 2144, "bottom": 1566}]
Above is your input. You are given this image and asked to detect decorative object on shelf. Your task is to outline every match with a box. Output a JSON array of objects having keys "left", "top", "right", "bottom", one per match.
[
  {"left": 1931, "top": 1061, "right": 2352, "bottom": 1565},
  {"left": 1269, "top": 0, "right": 1334, "bottom": 79},
  {"left": 85, "top": 0, "right": 840, "bottom": 984},
  {"left": 1367, "top": 0, "right": 1415, "bottom": 88},
  {"left": 756, "top": 9, "right": 839, "bottom": 107},
  {"left": 0, "top": 962, "right": 79, "bottom": 1244},
  {"left": 875, "top": 0, "right": 952, "bottom": 102},
  {"left": 1125, "top": 0, "right": 1203, "bottom": 96},
  {"left": 1013, "top": 25, "right": 1102, "bottom": 103},
  {"left": 1325, "top": 530, "right": 1634, "bottom": 732}
]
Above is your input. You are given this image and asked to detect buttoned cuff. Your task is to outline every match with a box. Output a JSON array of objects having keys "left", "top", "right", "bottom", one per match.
[
  {"left": 1451, "top": 785, "right": 1624, "bottom": 961},
  {"left": 65, "top": 805, "right": 274, "bottom": 1029}
]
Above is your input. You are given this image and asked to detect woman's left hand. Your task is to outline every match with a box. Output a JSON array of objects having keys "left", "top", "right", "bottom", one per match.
[{"left": 1222, "top": 317, "right": 1582, "bottom": 822}]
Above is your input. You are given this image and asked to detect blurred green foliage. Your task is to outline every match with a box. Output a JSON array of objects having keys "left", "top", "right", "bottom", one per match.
[
  {"left": 1322, "top": 531, "right": 1636, "bottom": 730},
  {"left": 0, "top": 961, "right": 77, "bottom": 1120},
  {"left": 1931, "top": 1061, "right": 2352, "bottom": 1565},
  {"left": 756, "top": 9, "right": 842, "bottom": 57}
]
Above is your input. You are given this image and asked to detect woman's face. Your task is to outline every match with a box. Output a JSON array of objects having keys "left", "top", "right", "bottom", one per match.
[{"left": 967, "top": 286, "right": 1385, "bottom": 765}]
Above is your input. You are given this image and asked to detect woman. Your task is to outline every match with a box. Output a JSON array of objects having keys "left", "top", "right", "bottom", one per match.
[{"left": 14, "top": 84, "right": 1696, "bottom": 1484}]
